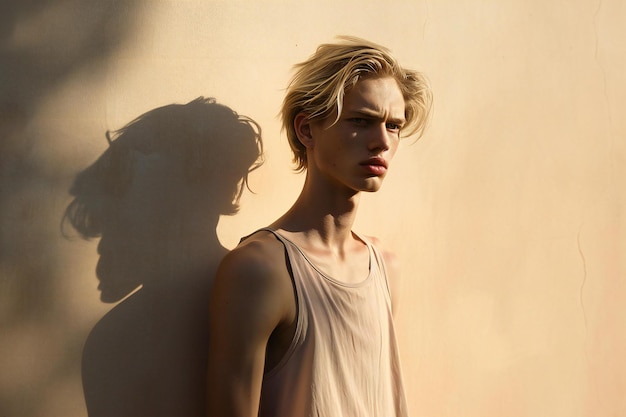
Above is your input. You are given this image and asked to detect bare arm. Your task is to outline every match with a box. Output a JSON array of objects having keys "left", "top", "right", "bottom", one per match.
[{"left": 207, "top": 236, "right": 294, "bottom": 417}]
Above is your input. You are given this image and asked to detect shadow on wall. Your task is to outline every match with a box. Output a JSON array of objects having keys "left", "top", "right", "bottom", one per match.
[{"left": 63, "top": 98, "right": 263, "bottom": 417}]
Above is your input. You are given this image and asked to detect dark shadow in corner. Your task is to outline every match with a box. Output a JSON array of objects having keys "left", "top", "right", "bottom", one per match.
[{"left": 62, "top": 97, "right": 263, "bottom": 417}]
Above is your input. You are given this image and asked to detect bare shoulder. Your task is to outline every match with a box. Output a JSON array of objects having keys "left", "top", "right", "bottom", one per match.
[
  {"left": 211, "top": 230, "right": 295, "bottom": 326},
  {"left": 218, "top": 231, "right": 288, "bottom": 282}
]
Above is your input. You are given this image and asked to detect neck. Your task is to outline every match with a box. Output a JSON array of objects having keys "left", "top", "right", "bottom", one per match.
[{"left": 272, "top": 175, "right": 361, "bottom": 248}]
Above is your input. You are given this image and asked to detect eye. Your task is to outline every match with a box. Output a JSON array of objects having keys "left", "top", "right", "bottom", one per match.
[{"left": 386, "top": 122, "right": 402, "bottom": 132}]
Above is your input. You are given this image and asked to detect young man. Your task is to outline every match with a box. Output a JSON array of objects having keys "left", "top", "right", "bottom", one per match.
[{"left": 207, "top": 37, "right": 432, "bottom": 417}]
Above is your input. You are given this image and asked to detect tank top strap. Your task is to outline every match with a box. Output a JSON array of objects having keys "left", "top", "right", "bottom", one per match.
[{"left": 243, "top": 228, "right": 304, "bottom": 268}]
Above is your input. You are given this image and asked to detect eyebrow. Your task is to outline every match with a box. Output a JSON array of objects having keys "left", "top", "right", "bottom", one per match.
[{"left": 346, "top": 109, "right": 406, "bottom": 126}]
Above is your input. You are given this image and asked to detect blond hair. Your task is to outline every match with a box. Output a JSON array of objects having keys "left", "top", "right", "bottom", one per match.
[{"left": 281, "top": 36, "right": 432, "bottom": 172}]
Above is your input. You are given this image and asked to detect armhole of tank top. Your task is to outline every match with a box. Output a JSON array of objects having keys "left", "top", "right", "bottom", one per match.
[{"left": 254, "top": 228, "right": 305, "bottom": 379}]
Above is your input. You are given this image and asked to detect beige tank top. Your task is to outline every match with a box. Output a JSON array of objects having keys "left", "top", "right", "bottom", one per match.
[{"left": 253, "top": 229, "right": 409, "bottom": 417}]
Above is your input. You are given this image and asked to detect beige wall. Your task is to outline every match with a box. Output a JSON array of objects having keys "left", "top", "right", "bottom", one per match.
[{"left": 1, "top": 0, "right": 624, "bottom": 416}]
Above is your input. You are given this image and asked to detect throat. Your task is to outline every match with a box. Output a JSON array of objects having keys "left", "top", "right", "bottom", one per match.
[{"left": 304, "top": 240, "right": 370, "bottom": 285}]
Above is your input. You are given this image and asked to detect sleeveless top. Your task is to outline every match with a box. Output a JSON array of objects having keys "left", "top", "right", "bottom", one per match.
[{"left": 245, "top": 229, "right": 409, "bottom": 417}]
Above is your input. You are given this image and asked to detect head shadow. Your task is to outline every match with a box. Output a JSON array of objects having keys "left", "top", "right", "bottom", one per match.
[{"left": 63, "top": 97, "right": 263, "bottom": 417}]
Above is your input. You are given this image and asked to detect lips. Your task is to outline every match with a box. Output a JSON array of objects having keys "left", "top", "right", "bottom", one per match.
[
  {"left": 362, "top": 157, "right": 388, "bottom": 168},
  {"left": 360, "top": 157, "right": 388, "bottom": 175}
]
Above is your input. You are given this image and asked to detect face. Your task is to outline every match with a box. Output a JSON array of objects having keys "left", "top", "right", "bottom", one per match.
[{"left": 304, "top": 76, "right": 406, "bottom": 194}]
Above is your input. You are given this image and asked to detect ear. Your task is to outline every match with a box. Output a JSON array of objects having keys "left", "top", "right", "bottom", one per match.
[{"left": 294, "top": 112, "right": 314, "bottom": 149}]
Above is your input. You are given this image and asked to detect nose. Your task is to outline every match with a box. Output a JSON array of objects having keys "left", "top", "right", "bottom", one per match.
[{"left": 368, "top": 123, "right": 392, "bottom": 153}]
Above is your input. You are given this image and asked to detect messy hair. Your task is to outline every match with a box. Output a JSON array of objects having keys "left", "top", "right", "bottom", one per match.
[{"left": 281, "top": 36, "right": 432, "bottom": 172}]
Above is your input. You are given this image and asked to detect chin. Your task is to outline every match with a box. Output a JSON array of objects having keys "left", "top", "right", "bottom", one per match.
[
  {"left": 358, "top": 178, "right": 385, "bottom": 193},
  {"left": 363, "top": 187, "right": 383, "bottom": 193}
]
